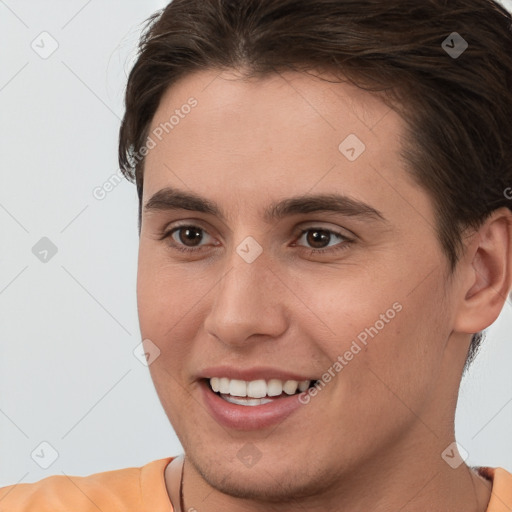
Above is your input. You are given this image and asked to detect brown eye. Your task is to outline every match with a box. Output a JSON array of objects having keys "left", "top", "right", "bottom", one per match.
[
  {"left": 296, "top": 228, "right": 349, "bottom": 253},
  {"left": 162, "top": 225, "right": 217, "bottom": 254},
  {"left": 174, "top": 226, "right": 204, "bottom": 247},
  {"left": 305, "top": 229, "right": 334, "bottom": 249}
]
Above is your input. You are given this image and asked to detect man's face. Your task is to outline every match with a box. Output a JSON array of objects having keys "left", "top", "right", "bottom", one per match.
[{"left": 137, "top": 69, "right": 461, "bottom": 499}]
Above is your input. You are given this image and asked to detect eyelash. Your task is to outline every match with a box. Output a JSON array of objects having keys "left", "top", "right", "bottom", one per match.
[{"left": 159, "top": 224, "right": 353, "bottom": 255}]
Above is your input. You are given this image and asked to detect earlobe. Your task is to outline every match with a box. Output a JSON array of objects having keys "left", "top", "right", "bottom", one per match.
[{"left": 454, "top": 208, "right": 512, "bottom": 334}]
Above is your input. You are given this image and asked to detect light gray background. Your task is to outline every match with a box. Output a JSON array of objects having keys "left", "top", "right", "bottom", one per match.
[{"left": 1, "top": 0, "right": 511, "bottom": 486}]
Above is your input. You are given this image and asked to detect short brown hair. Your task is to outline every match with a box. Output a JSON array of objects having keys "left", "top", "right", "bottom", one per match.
[{"left": 118, "top": 0, "right": 512, "bottom": 369}]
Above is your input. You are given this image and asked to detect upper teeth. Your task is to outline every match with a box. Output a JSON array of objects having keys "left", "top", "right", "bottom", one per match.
[{"left": 209, "top": 377, "right": 311, "bottom": 398}]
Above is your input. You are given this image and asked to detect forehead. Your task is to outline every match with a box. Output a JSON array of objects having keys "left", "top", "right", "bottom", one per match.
[
  {"left": 142, "top": 68, "right": 431, "bottom": 226},
  {"left": 145, "top": 68, "right": 395, "bottom": 165}
]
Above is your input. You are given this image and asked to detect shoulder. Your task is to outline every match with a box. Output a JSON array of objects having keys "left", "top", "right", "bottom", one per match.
[
  {"left": 477, "top": 466, "right": 512, "bottom": 512},
  {"left": 0, "top": 457, "right": 173, "bottom": 512}
]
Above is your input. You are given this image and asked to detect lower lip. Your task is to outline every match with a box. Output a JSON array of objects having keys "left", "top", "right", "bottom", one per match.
[{"left": 200, "top": 380, "right": 306, "bottom": 430}]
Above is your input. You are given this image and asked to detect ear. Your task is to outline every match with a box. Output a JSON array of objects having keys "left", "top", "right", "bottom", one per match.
[{"left": 453, "top": 207, "right": 512, "bottom": 334}]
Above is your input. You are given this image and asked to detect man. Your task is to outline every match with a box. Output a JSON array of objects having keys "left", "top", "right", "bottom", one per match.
[{"left": 2, "top": 0, "right": 512, "bottom": 510}]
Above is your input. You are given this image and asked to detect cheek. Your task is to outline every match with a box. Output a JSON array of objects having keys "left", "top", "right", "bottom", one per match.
[
  {"left": 304, "top": 270, "right": 447, "bottom": 393},
  {"left": 136, "top": 246, "right": 195, "bottom": 336},
  {"left": 136, "top": 251, "right": 212, "bottom": 378},
  {"left": 293, "top": 273, "right": 403, "bottom": 357},
  {"left": 340, "top": 282, "right": 449, "bottom": 417},
  {"left": 137, "top": 256, "right": 203, "bottom": 417}
]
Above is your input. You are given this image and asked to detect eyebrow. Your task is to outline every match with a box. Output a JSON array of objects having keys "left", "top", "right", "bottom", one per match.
[{"left": 143, "top": 186, "right": 387, "bottom": 224}]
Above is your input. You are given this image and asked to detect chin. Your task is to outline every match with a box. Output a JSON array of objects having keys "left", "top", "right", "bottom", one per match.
[{"left": 186, "top": 445, "right": 331, "bottom": 503}]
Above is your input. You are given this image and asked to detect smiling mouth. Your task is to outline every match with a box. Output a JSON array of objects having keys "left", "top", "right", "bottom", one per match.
[{"left": 205, "top": 377, "right": 319, "bottom": 406}]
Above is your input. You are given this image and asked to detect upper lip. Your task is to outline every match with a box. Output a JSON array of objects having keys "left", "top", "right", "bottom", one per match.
[{"left": 197, "top": 366, "right": 317, "bottom": 382}]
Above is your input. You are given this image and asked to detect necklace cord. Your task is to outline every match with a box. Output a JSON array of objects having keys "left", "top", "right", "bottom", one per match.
[{"left": 179, "top": 456, "right": 185, "bottom": 511}]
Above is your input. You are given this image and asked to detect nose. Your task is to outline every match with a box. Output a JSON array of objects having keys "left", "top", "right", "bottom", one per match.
[{"left": 203, "top": 247, "right": 289, "bottom": 347}]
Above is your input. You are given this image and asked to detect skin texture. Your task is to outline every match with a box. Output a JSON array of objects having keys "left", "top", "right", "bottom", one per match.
[{"left": 137, "top": 68, "right": 512, "bottom": 511}]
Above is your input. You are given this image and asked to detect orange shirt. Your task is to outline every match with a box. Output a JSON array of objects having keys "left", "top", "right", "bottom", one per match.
[{"left": 1, "top": 457, "right": 511, "bottom": 511}]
